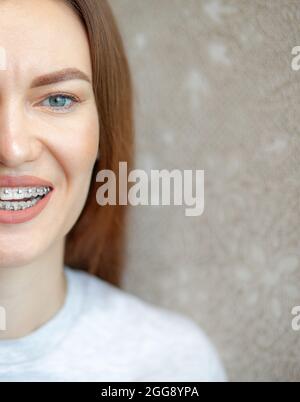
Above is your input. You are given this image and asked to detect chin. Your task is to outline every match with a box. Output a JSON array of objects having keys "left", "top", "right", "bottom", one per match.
[{"left": 0, "top": 231, "right": 56, "bottom": 269}]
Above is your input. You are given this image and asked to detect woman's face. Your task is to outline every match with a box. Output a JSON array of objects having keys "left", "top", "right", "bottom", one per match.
[{"left": 0, "top": 0, "right": 99, "bottom": 267}]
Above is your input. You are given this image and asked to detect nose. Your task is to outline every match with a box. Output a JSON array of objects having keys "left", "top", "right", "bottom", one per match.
[{"left": 0, "top": 98, "right": 42, "bottom": 168}]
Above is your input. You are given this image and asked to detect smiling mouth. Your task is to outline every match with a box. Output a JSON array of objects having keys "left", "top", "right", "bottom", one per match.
[{"left": 0, "top": 187, "right": 52, "bottom": 211}]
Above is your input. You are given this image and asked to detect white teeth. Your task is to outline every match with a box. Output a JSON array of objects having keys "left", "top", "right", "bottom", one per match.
[
  {"left": 0, "top": 186, "right": 51, "bottom": 201},
  {"left": 0, "top": 196, "right": 42, "bottom": 211},
  {"left": 0, "top": 186, "right": 51, "bottom": 211}
]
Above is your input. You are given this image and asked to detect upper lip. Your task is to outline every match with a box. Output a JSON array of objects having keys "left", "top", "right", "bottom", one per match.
[{"left": 0, "top": 176, "right": 54, "bottom": 188}]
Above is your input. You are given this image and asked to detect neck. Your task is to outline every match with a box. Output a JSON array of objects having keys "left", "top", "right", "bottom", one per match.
[{"left": 0, "top": 239, "right": 66, "bottom": 340}]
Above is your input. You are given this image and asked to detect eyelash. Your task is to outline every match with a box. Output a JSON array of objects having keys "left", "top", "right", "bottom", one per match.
[{"left": 37, "top": 93, "right": 81, "bottom": 113}]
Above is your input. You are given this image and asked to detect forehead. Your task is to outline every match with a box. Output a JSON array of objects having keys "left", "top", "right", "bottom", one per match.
[{"left": 0, "top": 0, "right": 92, "bottom": 81}]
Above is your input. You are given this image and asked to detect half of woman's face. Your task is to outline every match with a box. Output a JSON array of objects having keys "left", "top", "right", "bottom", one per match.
[{"left": 0, "top": 0, "right": 99, "bottom": 267}]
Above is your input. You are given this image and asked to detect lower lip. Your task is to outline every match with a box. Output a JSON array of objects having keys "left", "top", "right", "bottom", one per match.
[{"left": 0, "top": 190, "right": 53, "bottom": 225}]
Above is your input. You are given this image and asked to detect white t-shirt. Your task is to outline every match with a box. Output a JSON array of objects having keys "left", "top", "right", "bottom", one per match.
[{"left": 0, "top": 266, "right": 226, "bottom": 382}]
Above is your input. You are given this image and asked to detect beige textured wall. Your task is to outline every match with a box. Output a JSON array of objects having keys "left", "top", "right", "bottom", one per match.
[{"left": 109, "top": 0, "right": 300, "bottom": 381}]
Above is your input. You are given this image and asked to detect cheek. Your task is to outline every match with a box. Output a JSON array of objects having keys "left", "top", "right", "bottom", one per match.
[
  {"left": 66, "top": 112, "right": 99, "bottom": 207},
  {"left": 50, "top": 107, "right": 99, "bottom": 186},
  {"left": 48, "top": 107, "right": 100, "bottom": 235}
]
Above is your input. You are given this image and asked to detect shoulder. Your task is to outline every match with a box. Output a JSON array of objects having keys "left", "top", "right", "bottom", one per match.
[{"left": 66, "top": 267, "right": 227, "bottom": 382}]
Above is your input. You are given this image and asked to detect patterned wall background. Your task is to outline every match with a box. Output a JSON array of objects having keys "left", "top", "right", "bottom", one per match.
[{"left": 109, "top": 0, "right": 300, "bottom": 381}]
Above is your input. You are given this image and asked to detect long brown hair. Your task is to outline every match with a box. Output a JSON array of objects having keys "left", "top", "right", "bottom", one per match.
[{"left": 64, "top": 0, "right": 134, "bottom": 287}]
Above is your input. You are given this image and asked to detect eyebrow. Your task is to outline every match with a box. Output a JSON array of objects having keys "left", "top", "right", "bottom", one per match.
[{"left": 30, "top": 68, "right": 91, "bottom": 88}]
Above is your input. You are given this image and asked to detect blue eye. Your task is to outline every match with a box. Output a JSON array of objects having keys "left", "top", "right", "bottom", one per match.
[{"left": 41, "top": 94, "right": 79, "bottom": 111}]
